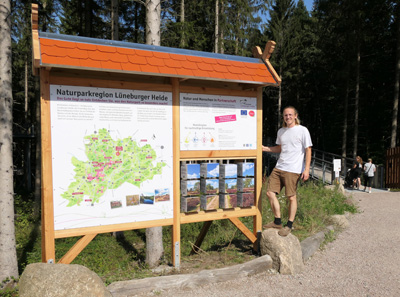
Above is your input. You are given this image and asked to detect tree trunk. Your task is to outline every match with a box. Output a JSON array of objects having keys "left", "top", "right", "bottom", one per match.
[
  {"left": 341, "top": 82, "right": 349, "bottom": 174},
  {"left": 34, "top": 76, "right": 41, "bottom": 218},
  {"left": 24, "top": 59, "right": 32, "bottom": 191},
  {"left": 85, "top": 0, "right": 91, "bottom": 36},
  {"left": 145, "top": 0, "right": 163, "bottom": 268},
  {"left": 0, "top": 0, "right": 19, "bottom": 281},
  {"left": 146, "top": 0, "right": 160, "bottom": 46},
  {"left": 111, "top": 0, "right": 122, "bottom": 239},
  {"left": 219, "top": 0, "right": 224, "bottom": 54},
  {"left": 278, "top": 66, "right": 282, "bottom": 130},
  {"left": 391, "top": 5, "right": 400, "bottom": 148},
  {"left": 179, "top": 0, "right": 185, "bottom": 48},
  {"left": 353, "top": 44, "right": 360, "bottom": 158},
  {"left": 134, "top": 2, "right": 139, "bottom": 42},
  {"left": 111, "top": 0, "right": 119, "bottom": 40},
  {"left": 214, "top": 0, "right": 219, "bottom": 53}
]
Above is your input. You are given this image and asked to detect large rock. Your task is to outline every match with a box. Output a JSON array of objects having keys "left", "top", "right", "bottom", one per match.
[
  {"left": 19, "top": 263, "right": 112, "bottom": 297},
  {"left": 325, "top": 184, "right": 345, "bottom": 194},
  {"left": 330, "top": 214, "right": 350, "bottom": 229},
  {"left": 300, "top": 231, "right": 325, "bottom": 261},
  {"left": 260, "top": 228, "right": 304, "bottom": 274}
]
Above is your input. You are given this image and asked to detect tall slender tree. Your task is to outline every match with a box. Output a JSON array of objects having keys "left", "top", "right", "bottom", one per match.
[
  {"left": 214, "top": 0, "right": 219, "bottom": 53},
  {"left": 0, "top": 0, "right": 19, "bottom": 282},
  {"left": 179, "top": 0, "right": 185, "bottom": 48},
  {"left": 266, "top": 0, "right": 295, "bottom": 130},
  {"left": 58, "top": 0, "right": 106, "bottom": 38},
  {"left": 111, "top": 0, "right": 119, "bottom": 40},
  {"left": 392, "top": 2, "right": 400, "bottom": 148},
  {"left": 145, "top": 0, "right": 164, "bottom": 268}
]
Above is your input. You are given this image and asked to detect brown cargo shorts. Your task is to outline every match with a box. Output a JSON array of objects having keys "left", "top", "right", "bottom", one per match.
[{"left": 267, "top": 168, "right": 301, "bottom": 197}]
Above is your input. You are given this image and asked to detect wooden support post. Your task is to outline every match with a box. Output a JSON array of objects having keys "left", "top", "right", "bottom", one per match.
[
  {"left": 40, "top": 69, "right": 56, "bottom": 263},
  {"left": 171, "top": 78, "right": 181, "bottom": 268},
  {"left": 228, "top": 218, "right": 257, "bottom": 243},
  {"left": 189, "top": 221, "right": 213, "bottom": 255},
  {"left": 253, "top": 87, "right": 264, "bottom": 252},
  {"left": 58, "top": 234, "right": 97, "bottom": 264}
]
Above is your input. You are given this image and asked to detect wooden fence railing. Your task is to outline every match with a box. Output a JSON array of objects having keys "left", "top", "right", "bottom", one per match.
[{"left": 386, "top": 147, "right": 400, "bottom": 188}]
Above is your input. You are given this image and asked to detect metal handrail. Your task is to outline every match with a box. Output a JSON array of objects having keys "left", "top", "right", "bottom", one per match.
[
  {"left": 263, "top": 146, "right": 385, "bottom": 188},
  {"left": 310, "top": 149, "right": 357, "bottom": 183},
  {"left": 310, "top": 149, "right": 386, "bottom": 188}
]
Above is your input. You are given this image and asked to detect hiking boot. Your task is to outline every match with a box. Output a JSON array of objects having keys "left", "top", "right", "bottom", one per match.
[
  {"left": 278, "top": 226, "right": 292, "bottom": 237},
  {"left": 263, "top": 221, "right": 283, "bottom": 229}
]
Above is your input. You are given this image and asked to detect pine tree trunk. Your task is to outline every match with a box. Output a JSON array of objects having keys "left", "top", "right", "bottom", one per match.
[
  {"left": 214, "top": 0, "right": 219, "bottom": 53},
  {"left": 0, "top": 0, "right": 19, "bottom": 281},
  {"left": 179, "top": 0, "right": 185, "bottom": 48},
  {"left": 34, "top": 76, "right": 41, "bottom": 218},
  {"left": 145, "top": 0, "right": 163, "bottom": 268},
  {"left": 24, "top": 59, "right": 32, "bottom": 191},
  {"left": 111, "top": 0, "right": 119, "bottom": 40},
  {"left": 85, "top": 0, "right": 91, "bottom": 36},
  {"left": 341, "top": 81, "right": 349, "bottom": 173},
  {"left": 353, "top": 45, "right": 360, "bottom": 158},
  {"left": 278, "top": 66, "right": 282, "bottom": 130},
  {"left": 391, "top": 5, "right": 400, "bottom": 148},
  {"left": 111, "top": 0, "right": 123, "bottom": 239}
]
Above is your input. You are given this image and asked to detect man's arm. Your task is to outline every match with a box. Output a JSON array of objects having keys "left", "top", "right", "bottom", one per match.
[
  {"left": 262, "top": 145, "right": 281, "bottom": 153},
  {"left": 302, "top": 146, "right": 312, "bottom": 181}
]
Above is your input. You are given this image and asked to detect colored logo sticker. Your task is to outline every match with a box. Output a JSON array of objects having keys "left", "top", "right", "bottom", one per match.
[{"left": 215, "top": 115, "right": 237, "bottom": 123}]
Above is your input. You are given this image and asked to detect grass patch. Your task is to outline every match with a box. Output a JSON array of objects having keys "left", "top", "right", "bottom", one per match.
[{"left": 9, "top": 179, "right": 357, "bottom": 295}]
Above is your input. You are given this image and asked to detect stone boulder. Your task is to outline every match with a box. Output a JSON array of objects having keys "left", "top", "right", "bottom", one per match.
[
  {"left": 260, "top": 228, "right": 304, "bottom": 274},
  {"left": 300, "top": 231, "right": 325, "bottom": 261},
  {"left": 325, "top": 183, "right": 346, "bottom": 194},
  {"left": 330, "top": 214, "right": 350, "bottom": 229},
  {"left": 19, "top": 263, "right": 112, "bottom": 297}
]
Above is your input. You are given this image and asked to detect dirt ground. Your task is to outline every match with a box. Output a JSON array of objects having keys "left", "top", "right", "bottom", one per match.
[
  {"left": 152, "top": 240, "right": 258, "bottom": 277},
  {"left": 135, "top": 190, "right": 400, "bottom": 297}
]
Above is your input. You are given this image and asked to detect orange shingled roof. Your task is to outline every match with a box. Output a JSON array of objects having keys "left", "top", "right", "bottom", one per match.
[{"left": 37, "top": 32, "right": 279, "bottom": 86}]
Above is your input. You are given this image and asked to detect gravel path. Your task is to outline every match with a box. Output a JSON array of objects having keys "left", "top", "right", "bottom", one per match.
[{"left": 142, "top": 191, "right": 400, "bottom": 297}]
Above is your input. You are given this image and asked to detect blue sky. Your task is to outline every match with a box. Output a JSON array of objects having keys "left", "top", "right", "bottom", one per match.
[
  {"left": 261, "top": 0, "right": 314, "bottom": 26},
  {"left": 302, "top": 0, "right": 314, "bottom": 12}
]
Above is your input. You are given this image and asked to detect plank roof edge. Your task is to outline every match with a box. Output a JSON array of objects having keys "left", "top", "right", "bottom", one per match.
[
  {"left": 38, "top": 31, "right": 262, "bottom": 64},
  {"left": 39, "top": 63, "right": 271, "bottom": 86}
]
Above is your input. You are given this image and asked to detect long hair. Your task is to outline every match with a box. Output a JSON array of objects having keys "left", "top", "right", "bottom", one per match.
[{"left": 282, "top": 106, "right": 301, "bottom": 127}]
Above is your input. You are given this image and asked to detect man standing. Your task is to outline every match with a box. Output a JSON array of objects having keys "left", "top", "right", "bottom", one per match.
[{"left": 262, "top": 106, "right": 312, "bottom": 236}]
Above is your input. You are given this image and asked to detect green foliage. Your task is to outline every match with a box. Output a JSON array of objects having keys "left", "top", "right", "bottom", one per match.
[
  {"left": 287, "top": 181, "right": 357, "bottom": 241},
  {"left": 14, "top": 195, "right": 39, "bottom": 273},
  {"left": 0, "top": 276, "right": 18, "bottom": 297},
  {"left": 14, "top": 180, "right": 356, "bottom": 289}
]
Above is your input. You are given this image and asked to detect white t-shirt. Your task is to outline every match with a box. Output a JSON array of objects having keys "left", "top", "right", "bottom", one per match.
[
  {"left": 275, "top": 125, "right": 313, "bottom": 174},
  {"left": 364, "top": 162, "right": 376, "bottom": 177}
]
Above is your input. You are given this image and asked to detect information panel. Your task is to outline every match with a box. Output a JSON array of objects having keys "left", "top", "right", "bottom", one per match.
[
  {"left": 50, "top": 85, "right": 173, "bottom": 230},
  {"left": 180, "top": 93, "right": 257, "bottom": 150}
]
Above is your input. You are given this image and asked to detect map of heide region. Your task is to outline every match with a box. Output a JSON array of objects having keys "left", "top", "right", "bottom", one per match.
[{"left": 61, "top": 128, "right": 166, "bottom": 207}]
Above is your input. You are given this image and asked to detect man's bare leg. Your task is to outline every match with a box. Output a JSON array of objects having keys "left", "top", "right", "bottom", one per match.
[
  {"left": 266, "top": 190, "right": 281, "bottom": 218},
  {"left": 288, "top": 195, "right": 297, "bottom": 222},
  {"left": 278, "top": 195, "right": 297, "bottom": 236},
  {"left": 263, "top": 191, "right": 283, "bottom": 229}
]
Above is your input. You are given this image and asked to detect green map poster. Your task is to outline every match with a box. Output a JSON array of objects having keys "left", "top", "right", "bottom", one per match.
[{"left": 50, "top": 85, "right": 173, "bottom": 230}]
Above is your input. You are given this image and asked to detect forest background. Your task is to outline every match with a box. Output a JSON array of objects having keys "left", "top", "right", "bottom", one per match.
[
  {"left": 11, "top": 0, "right": 400, "bottom": 177},
  {"left": 1, "top": 0, "right": 400, "bottom": 287}
]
